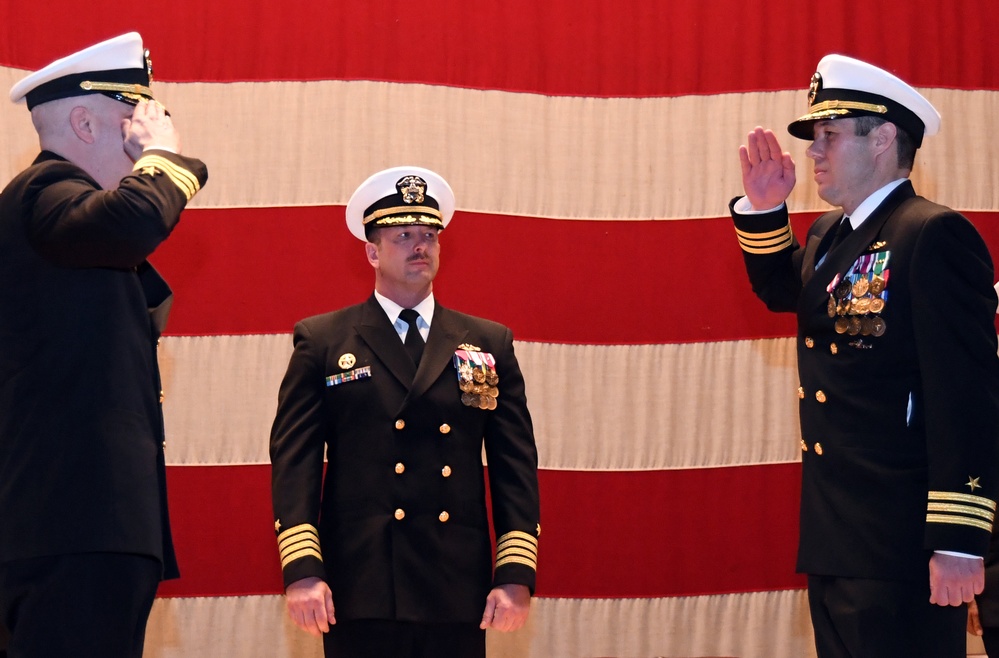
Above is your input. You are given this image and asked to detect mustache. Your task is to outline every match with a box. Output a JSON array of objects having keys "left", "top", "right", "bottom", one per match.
[{"left": 407, "top": 255, "right": 430, "bottom": 262}]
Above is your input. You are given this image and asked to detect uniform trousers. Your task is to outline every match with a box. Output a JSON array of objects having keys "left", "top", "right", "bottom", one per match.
[
  {"left": 807, "top": 574, "right": 966, "bottom": 658},
  {"left": 0, "top": 553, "right": 160, "bottom": 658},
  {"left": 323, "top": 619, "right": 485, "bottom": 658},
  {"left": 982, "top": 626, "right": 999, "bottom": 657}
]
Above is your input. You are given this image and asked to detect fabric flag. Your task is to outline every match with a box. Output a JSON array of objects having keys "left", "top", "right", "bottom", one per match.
[{"left": 1, "top": 1, "right": 997, "bottom": 655}]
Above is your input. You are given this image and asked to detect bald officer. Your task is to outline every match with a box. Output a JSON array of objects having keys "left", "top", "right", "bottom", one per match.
[
  {"left": 729, "top": 55, "right": 999, "bottom": 657},
  {"left": 0, "top": 33, "right": 207, "bottom": 657},
  {"left": 270, "top": 167, "right": 541, "bottom": 658}
]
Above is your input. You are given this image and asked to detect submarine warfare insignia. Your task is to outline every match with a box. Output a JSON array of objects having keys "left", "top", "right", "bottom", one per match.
[{"left": 453, "top": 348, "right": 499, "bottom": 410}]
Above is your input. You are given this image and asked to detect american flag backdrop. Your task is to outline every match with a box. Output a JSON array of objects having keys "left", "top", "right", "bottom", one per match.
[{"left": 2, "top": 1, "right": 999, "bottom": 656}]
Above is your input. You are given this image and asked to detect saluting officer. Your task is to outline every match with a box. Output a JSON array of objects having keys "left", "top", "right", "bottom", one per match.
[
  {"left": 0, "top": 33, "right": 207, "bottom": 657},
  {"left": 269, "top": 166, "right": 541, "bottom": 658},
  {"left": 729, "top": 55, "right": 999, "bottom": 657}
]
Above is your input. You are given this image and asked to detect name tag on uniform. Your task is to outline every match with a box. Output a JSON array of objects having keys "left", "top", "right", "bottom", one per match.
[{"left": 326, "top": 366, "right": 372, "bottom": 387}]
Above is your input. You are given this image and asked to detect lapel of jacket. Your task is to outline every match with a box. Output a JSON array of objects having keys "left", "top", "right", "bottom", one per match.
[
  {"left": 800, "top": 213, "right": 841, "bottom": 285},
  {"left": 355, "top": 295, "right": 417, "bottom": 389},
  {"left": 406, "top": 304, "right": 469, "bottom": 403},
  {"left": 804, "top": 181, "right": 915, "bottom": 298}
]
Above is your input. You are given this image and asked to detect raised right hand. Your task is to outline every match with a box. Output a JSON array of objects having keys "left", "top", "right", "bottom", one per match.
[
  {"left": 122, "top": 99, "right": 182, "bottom": 161},
  {"left": 738, "top": 126, "right": 796, "bottom": 210}
]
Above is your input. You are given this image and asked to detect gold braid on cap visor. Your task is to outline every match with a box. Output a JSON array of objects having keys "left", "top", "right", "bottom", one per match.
[
  {"left": 364, "top": 205, "right": 443, "bottom": 227},
  {"left": 80, "top": 80, "right": 154, "bottom": 100},
  {"left": 803, "top": 99, "right": 889, "bottom": 118}
]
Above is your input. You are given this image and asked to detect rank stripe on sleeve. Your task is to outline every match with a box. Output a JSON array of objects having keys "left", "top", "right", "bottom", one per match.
[
  {"left": 277, "top": 523, "right": 322, "bottom": 568},
  {"left": 734, "top": 224, "right": 793, "bottom": 254},
  {"left": 926, "top": 491, "right": 996, "bottom": 533},
  {"left": 496, "top": 530, "right": 539, "bottom": 570},
  {"left": 133, "top": 154, "right": 202, "bottom": 200}
]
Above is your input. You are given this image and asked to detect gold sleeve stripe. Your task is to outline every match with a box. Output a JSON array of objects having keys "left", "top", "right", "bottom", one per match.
[
  {"left": 497, "top": 544, "right": 538, "bottom": 558},
  {"left": 738, "top": 237, "right": 794, "bottom": 255},
  {"left": 497, "top": 549, "right": 539, "bottom": 568},
  {"left": 734, "top": 225, "right": 792, "bottom": 241},
  {"left": 280, "top": 547, "right": 323, "bottom": 569},
  {"left": 737, "top": 233, "right": 792, "bottom": 249},
  {"left": 279, "top": 535, "right": 320, "bottom": 557},
  {"left": 277, "top": 523, "right": 320, "bottom": 543},
  {"left": 135, "top": 154, "right": 201, "bottom": 195},
  {"left": 497, "top": 538, "right": 539, "bottom": 558},
  {"left": 276, "top": 524, "right": 323, "bottom": 566},
  {"left": 133, "top": 154, "right": 202, "bottom": 200},
  {"left": 495, "top": 555, "right": 538, "bottom": 570},
  {"left": 927, "top": 502, "right": 995, "bottom": 522},
  {"left": 734, "top": 223, "right": 794, "bottom": 254},
  {"left": 926, "top": 514, "right": 994, "bottom": 533},
  {"left": 928, "top": 491, "right": 997, "bottom": 511},
  {"left": 497, "top": 530, "right": 538, "bottom": 548}
]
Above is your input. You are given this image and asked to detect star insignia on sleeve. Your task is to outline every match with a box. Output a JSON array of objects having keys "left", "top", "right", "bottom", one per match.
[
  {"left": 966, "top": 476, "right": 982, "bottom": 492},
  {"left": 274, "top": 519, "right": 281, "bottom": 532},
  {"left": 536, "top": 523, "right": 541, "bottom": 537},
  {"left": 141, "top": 165, "right": 162, "bottom": 177}
]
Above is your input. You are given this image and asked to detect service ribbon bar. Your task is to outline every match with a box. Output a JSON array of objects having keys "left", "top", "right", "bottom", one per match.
[{"left": 326, "top": 366, "right": 372, "bottom": 387}]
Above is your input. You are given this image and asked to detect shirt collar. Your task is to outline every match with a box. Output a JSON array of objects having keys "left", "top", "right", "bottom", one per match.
[
  {"left": 374, "top": 290, "right": 435, "bottom": 328},
  {"left": 846, "top": 178, "right": 907, "bottom": 229}
]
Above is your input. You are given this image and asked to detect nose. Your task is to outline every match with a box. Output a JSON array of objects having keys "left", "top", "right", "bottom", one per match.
[{"left": 805, "top": 140, "right": 820, "bottom": 160}]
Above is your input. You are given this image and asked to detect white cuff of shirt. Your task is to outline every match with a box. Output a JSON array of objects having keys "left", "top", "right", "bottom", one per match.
[
  {"left": 732, "top": 196, "right": 785, "bottom": 215},
  {"left": 934, "top": 550, "right": 982, "bottom": 560}
]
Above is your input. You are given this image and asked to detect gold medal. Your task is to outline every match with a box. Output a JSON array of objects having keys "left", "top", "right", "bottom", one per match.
[
  {"left": 337, "top": 353, "right": 356, "bottom": 369},
  {"left": 486, "top": 396, "right": 497, "bottom": 410},
  {"left": 869, "top": 297, "right": 885, "bottom": 313},
  {"left": 835, "top": 317, "right": 849, "bottom": 334},
  {"left": 460, "top": 380, "right": 474, "bottom": 393},
  {"left": 853, "top": 297, "right": 871, "bottom": 314},
  {"left": 860, "top": 317, "right": 874, "bottom": 336},
  {"left": 486, "top": 371, "right": 499, "bottom": 386},
  {"left": 847, "top": 316, "right": 861, "bottom": 335},
  {"left": 869, "top": 275, "right": 886, "bottom": 295},
  {"left": 852, "top": 277, "right": 869, "bottom": 297},
  {"left": 472, "top": 369, "right": 486, "bottom": 384},
  {"left": 488, "top": 386, "right": 499, "bottom": 398},
  {"left": 478, "top": 395, "right": 490, "bottom": 410},
  {"left": 827, "top": 297, "right": 837, "bottom": 318}
]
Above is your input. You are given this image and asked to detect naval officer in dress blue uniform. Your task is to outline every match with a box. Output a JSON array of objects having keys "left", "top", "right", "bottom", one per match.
[
  {"left": 729, "top": 55, "right": 999, "bottom": 657},
  {"left": 0, "top": 32, "right": 207, "bottom": 657},
  {"left": 270, "top": 167, "right": 541, "bottom": 657}
]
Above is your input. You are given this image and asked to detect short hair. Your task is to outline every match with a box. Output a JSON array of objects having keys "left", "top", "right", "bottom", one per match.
[{"left": 853, "top": 115, "right": 917, "bottom": 170}]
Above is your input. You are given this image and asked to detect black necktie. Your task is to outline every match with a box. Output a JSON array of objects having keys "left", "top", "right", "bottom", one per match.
[
  {"left": 398, "top": 309, "right": 425, "bottom": 366},
  {"left": 818, "top": 216, "right": 853, "bottom": 261}
]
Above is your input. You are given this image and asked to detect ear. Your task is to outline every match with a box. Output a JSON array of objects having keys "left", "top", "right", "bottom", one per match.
[
  {"left": 872, "top": 121, "right": 897, "bottom": 157},
  {"left": 68, "top": 105, "right": 96, "bottom": 144},
  {"left": 364, "top": 241, "right": 379, "bottom": 268}
]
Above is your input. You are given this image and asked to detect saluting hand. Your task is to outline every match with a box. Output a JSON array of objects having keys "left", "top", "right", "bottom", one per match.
[
  {"left": 738, "top": 126, "right": 796, "bottom": 210},
  {"left": 122, "top": 99, "right": 182, "bottom": 161}
]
